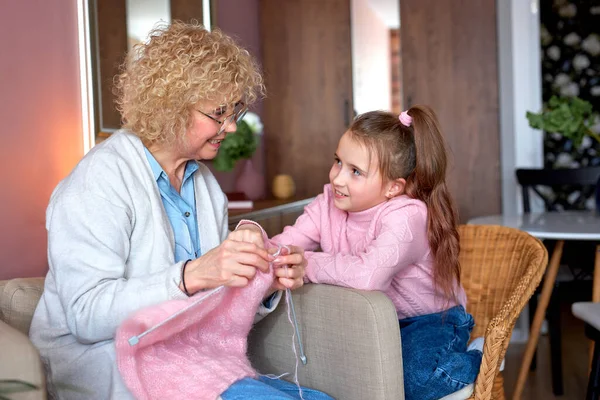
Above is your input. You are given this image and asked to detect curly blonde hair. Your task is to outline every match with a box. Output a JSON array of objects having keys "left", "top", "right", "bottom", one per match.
[{"left": 115, "top": 20, "right": 265, "bottom": 144}]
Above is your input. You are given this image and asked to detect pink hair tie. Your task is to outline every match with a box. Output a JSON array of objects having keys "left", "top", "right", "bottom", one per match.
[{"left": 399, "top": 111, "right": 412, "bottom": 127}]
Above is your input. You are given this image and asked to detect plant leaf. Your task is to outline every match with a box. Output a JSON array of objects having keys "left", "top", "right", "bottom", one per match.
[
  {"left": 212, "top": 120, "right": 259, "bottom": 171},
  {"left": 526, "top": 95, "right": 599, "bottom": 145}
]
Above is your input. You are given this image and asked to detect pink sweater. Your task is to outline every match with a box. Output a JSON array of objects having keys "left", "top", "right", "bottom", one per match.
[
  {"left": 272, "top": 184, "right": 466, "bottom": 319},
  {"left": 115, "top": 265, "right": 273, "bottom": 400}
]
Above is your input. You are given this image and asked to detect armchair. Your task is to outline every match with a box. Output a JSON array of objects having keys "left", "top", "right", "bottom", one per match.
[
  {"left": 1, "top": 224, "right": 547, "bottom": 400},
  {"left": 0, "top": 278, "right": 45, "bottom": 400},
  {"left": 249, "top": 284, "right": 404, "bottom": 399},
  {"left": 249, "top": 225, "right": 548, "bottom": 400},
  {"left": 0, "top": 278, "right": 404, "bottom": 400}
]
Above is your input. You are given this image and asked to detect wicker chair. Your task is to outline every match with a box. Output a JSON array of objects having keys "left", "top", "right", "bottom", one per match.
[{"left": 459, "top": 224, "right": 548, "bottom": 400}]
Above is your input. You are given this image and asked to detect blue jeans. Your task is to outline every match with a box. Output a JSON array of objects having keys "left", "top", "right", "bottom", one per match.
[
  {"left": 221, "top": 376, "right": 334, "bottom": 399},
  {"left": 399, "top": 306, "right": 482, "bottom": 400}
]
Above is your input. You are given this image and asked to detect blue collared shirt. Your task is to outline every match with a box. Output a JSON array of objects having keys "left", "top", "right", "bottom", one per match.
[{"left": 144, "top": 148, "right": 200, "bottom": 263}]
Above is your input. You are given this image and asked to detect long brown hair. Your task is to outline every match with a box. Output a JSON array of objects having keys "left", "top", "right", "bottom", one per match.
[{"left": 348, "top": 106, "right": 460, "bottom": 302}]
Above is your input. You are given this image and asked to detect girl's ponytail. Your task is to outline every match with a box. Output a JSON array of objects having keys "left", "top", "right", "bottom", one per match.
[{"left": 405, "top": 105, "right": 461, "bottom": 303}]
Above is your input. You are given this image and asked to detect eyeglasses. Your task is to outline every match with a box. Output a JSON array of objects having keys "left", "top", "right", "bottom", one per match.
[{"left": 196, "top": 102, "right": 248, "bottom": 136}]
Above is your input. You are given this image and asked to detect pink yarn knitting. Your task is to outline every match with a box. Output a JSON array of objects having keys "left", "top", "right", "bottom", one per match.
[{"left": 115, "top": 265, "right": 274, "bottom": 400}]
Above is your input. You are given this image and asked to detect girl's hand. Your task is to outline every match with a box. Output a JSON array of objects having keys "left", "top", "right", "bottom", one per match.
[
  {"left": 271, "top": 245, "right": 307, "bottom": 291},
  {"left": 180, "top": 238, "right": 274, "bottom": 295}
]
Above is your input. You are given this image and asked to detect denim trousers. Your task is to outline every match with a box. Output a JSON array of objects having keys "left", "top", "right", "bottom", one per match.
[
  {"left": 399, "top": 306, "right": 483, "bottom": 400},
  {"left": 221, "top": 376, "right": 334, "bottom": 399}
]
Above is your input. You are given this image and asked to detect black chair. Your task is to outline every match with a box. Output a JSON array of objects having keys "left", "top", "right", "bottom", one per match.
[
  {"left": 516, "top": 166, "right": 600, "bottom": 396},
  {"left": 517, "top": 167, "right": 600, "bottom": 213},
  {"left": 572, "top": 302, "right": 600, "bottom": 400}
]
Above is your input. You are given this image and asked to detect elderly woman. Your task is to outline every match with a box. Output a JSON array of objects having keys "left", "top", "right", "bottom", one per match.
[{"left": 29, "top": 22, "right": 331, "bottom": 400}]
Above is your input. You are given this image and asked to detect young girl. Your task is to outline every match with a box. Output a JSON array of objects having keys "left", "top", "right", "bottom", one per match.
[{"left": 250, "top": 106, "right": 484, "bottom": 400}]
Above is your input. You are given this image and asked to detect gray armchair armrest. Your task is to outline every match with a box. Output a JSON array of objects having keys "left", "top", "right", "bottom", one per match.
[
  {"left": 248, "top": 284, "right": 404, "bottom": 400},
  {"left": 0, "top": 319, "right": 46, "bottom": 399}
]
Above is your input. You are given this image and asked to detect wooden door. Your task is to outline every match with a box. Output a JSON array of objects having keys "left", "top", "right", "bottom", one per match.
[
  {"left": 94, "top": 0, "right": 128, "bottom": 133},
  {"left": 260, "top": 0, "right": 354, "bottom": 199},
  {"left": 170, "top": 0, "right": 203, "bottom": 23},
  {"left": 92, "top": 0, "right": 205, "bottom": 141},
  {"left": 400, "top": 0, "right": 501, "bottom": 222}
]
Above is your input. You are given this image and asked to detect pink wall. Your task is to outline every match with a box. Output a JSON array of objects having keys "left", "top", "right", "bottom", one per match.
[
  {"left": 0, "top": 1, "right": 84, "bottom": 279},
  {"left": 0, "top": 1, "right": 266, "bottom": 280},
  {"left": 216, "top": 0, "right": 262, "bottom": 71},
  {"left": 209, "top": 0, "right": 266, "bottom": 193}
]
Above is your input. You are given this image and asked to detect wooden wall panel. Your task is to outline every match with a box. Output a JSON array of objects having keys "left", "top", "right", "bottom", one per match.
[
  {"left": 400, "top": 0, "right": 501, "bottom": 222},
  {"left": 260, "top": 0, "right": 354, "bottom": 199},
  {"left": 95, "top": 0, "right": 127, "bottom": 131},
  {"left": 170, "top": 0, "right": 204, "bottom": 24},
  {"left": 390, "top": 29, "right": 403, "bottom": 115}
]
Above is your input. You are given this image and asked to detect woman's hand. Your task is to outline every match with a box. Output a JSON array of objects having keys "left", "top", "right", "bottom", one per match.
[
  {"left": 180, "top": 237, "right": 273, "bottom": 295},
  {"left": 271, "top": 245, "right": 307, "bottom": 291},
  {"left": 229, "top": 223, "right": 265, "bottom": 249}
]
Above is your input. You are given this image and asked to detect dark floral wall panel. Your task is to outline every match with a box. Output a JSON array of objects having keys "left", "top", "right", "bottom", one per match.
[
  {"left": 541, "top": 0, "right": 600, "bottom": 167},
  {"left": 540, "top": 0, "right": 600, "bottom": 210}
]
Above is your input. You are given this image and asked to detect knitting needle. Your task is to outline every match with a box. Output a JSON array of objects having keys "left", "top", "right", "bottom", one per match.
[
  {"left": 128, "top": 285, "right": 225, "bottom": 346},
  {"left": 287, "top": 286, "right": 307, "bottom": 365},
  {"left": 128, "top": 238, "right": 283, "bottom": 345},
  {"left": 129, "top": 246, "right": 308, "bottom": 365}
]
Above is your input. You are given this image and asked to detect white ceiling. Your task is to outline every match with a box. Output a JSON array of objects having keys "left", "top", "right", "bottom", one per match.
[{"left": 367, "top": 0, "right": 400, "bottom": 29}]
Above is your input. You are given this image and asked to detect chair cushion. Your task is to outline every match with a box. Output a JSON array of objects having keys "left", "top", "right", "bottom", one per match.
[
  {"left": 0, "top": 319, "right": 46, "bottom": 397},
  {"left": 0, "top": 278, "right": 45, "bottom": 335},
  {"left": 572, "top": 302, "right": 600, "bottom": 332}
]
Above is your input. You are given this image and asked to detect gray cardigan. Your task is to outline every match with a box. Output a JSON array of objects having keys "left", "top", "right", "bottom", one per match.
[{"left": 29, "top": 131, "right": 278, "bottom": 399}]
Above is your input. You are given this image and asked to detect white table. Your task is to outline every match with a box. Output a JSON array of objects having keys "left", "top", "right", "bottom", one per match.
[
  {"left": 469, "top": 211, "right": 600, "bottom": 241},
  {"left": 469, "top": 211, "right": 600, "bottom": 400}
]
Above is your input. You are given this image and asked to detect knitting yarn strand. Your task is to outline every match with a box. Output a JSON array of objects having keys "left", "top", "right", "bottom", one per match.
[{"left": 273, "top": 244, "right": 307, "bottom": 365}]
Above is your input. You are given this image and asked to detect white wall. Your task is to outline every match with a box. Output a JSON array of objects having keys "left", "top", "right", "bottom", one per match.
[
  {"left": 126, "top": 0, "right": 171, "bottom": 48},
  {"left": 351, "top": 0, "right": 392, "bottom": 114},
  {"left": 497, "top": 0, "right": 544, "bottom": 218},
  {"left": 496, "top": 0, "right": 544, "bottom": 343}
]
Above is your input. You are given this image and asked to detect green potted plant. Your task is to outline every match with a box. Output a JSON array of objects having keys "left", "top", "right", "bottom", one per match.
[
  {"left": 526, "top": 95, "right": 600, "bottom": 211},
  {"left": 213, "top": 112, "right": 265, "bottom": 200},
  {"left": 213, "top": 112, "right": 262, "bottom": 172},
  {"left": 526, "top": 95, "right": 600, "bottom": 146}
]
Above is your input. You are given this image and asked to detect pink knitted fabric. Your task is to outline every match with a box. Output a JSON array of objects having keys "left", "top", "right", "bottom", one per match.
[
  {"left": 270, "top": 184, "right": 467, "bottom": 319},
  {"left": 115, "top": 266, "right": 274, "bottom": 400}
]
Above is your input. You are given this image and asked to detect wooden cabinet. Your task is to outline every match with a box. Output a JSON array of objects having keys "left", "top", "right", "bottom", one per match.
[
  {"left": 400, "top": 0, "right": 500, "bottom": 222},
  {"left": 228, "top": 198, "right": 313, "bottom": 237},
  {"left": 260, "top": 0, "right": 353, "bottom": 199},
  {"left": 258, "top": 0, "right": 501, "bottom": 222}
]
